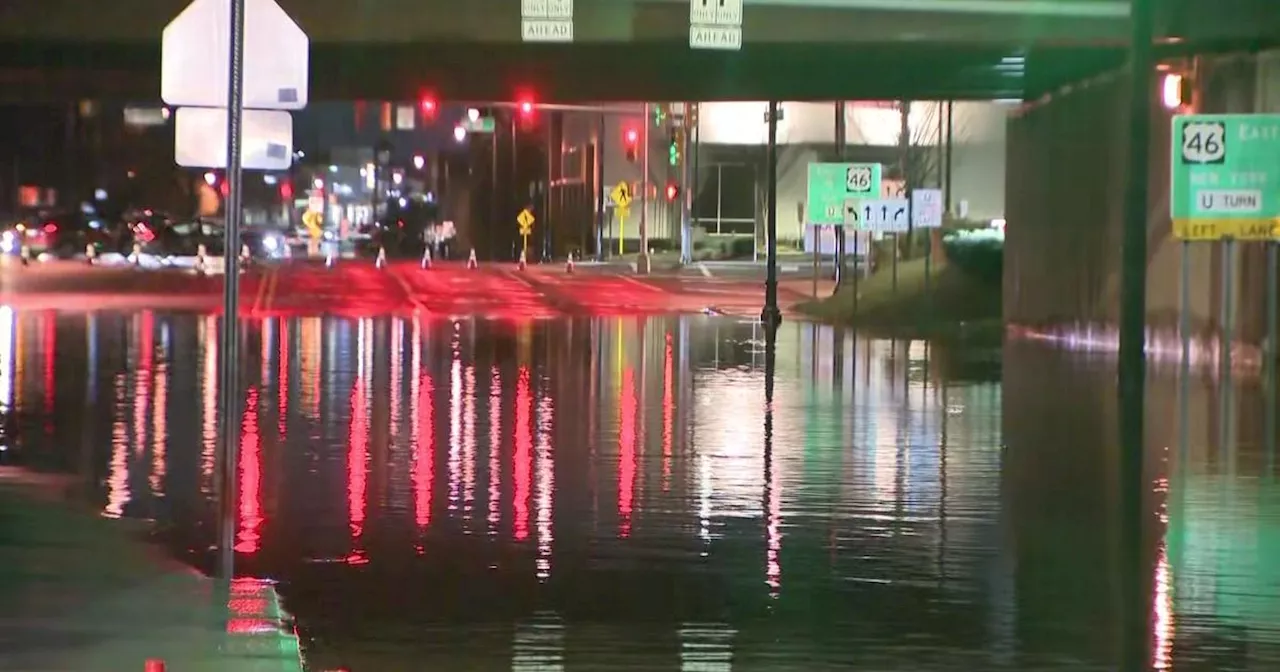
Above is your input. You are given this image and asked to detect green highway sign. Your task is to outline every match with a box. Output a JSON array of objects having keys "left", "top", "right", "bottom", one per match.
[
  {"left": 806, "top": 162, "right": 881, "bottom": 226},
  {"left": 1171, "top": 114, "right": 1280, "bottom": 240},
  {"left": 462, "top": 116, "right": 496, "bottom": 133}
]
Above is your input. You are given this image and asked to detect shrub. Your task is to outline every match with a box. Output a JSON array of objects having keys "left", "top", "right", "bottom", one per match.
[{"left": 942, "top": 229, "right": 1003, "bottom": 284}]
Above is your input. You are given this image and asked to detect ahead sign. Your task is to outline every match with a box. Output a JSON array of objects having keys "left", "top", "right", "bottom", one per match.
[{"left": 161, "top": 0, "right": 309, "bottom": 109}]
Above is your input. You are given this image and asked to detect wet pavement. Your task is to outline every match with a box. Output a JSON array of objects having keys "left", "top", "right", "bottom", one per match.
[
  {"left": 0, "top": 260, "right": 827, "bottom": 318},
  {"left": 1, "top": 308, "right": 1279, "bottom": 670}
]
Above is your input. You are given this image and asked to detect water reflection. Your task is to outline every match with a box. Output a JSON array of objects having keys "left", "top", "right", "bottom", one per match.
[{"left": 0, "top": 310, "right": 1277, "bottom": 669}]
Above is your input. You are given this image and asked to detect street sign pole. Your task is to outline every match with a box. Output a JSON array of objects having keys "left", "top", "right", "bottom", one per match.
[
  {"left": 761, "top": 101, "right": 782, "bottom": 327},
  {"left": 216, "top": 0, "right": 246, "bottom": 588},
  {"left": 1177, "top": 240, "right": 1190, "bottom": 461},
  {"left": 1266, "top": 241, "right": 1278, "bottom": 458},
  {"left": 1219, "top": 239, "right": 1235, "bottom": 450},
  {"left": 833, "top": 101, "right": 846, "bottom": 291}
]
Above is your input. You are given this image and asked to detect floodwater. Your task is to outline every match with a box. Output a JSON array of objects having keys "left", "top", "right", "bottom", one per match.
[{"left": 1, "top": 307, "right": 1279, "bottom": 670}]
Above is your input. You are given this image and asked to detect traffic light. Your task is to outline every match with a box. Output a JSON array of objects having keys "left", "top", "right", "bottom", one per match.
[
  {"left": 665, "top": 182, "right": 679, "bottom": 202},
  {"left": 517, "top": 95, "right": 536, "bottom": 121},
  {"left": 669, "top": 127, "right": 684, "bottom": 166},
  {"left": 624, "top": 127, "right": 639, "bottom": 162},
  {"left": 419, "top": 94, "right": 438, "bottom": 121},
  {"left": 279, "top": 181, "right": 294, "bottom": 201}
]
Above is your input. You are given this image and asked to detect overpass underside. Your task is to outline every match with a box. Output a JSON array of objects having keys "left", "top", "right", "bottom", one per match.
[
  {"left": 1005, "top": 48, "right": 1280, "bottom": 350},
  {"left": 0, "top": 0, "right": 1137, "bottom": 103}
]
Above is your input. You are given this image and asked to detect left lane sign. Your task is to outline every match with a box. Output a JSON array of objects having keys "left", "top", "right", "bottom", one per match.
[{"left": 161, "top": 0, "right": 309, "bottom": 110}]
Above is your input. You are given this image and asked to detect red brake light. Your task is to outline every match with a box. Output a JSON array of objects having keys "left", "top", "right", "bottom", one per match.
[{"left": 43, "top": 223, "right": 57, "bottom": 233}]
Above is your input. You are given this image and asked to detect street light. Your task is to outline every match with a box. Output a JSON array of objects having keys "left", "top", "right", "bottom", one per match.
[
  {"left": 468, "top": 107, "right": 481, "bottom": 122},
  {"left": 413, "top": 155, "right": 426, "bottom": 170}
]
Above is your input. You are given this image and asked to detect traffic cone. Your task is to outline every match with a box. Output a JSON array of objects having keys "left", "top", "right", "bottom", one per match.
[
  {"left": 375, "top": 246, "right": 387, "bottom": 269},
  {"left": 85, "top": 243, "right": 96, "bottom": 265},
  {"left": 325, "top": 247, "right": 335, "bottom": 267},
  {"left": 517, "top": 250, "right": 527, "bottom": 270},
  {"left": 19, "top": 245, "right": 30, "bottom": 266},
  {"left": 467, "top": 248, "right": 478, "bottom": 269},
  {"left": 129, "top": 243, "right": 142, "bottom": 266},
  {"left": 195, "top": 243, "right": 207, "bottom": 274},
  {"left": 565, "top": 252, "right": 574, "bottom": 274},
  {"left": 420, "top": 246, "right": 432, "bottom": 269}
]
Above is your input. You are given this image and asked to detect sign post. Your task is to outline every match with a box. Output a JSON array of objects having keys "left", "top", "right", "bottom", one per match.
[
  {"left": 518, "top": 208, "right": 536, "bottom": 257},
  {"left": 912, "top": 188, "right": 943, "bottom": 325},
  {"left": 162, "top": 0, "right": 308, "bottom": 585},
  {"left": 611, "top": 181, "right": 632, "bottom": 257}
]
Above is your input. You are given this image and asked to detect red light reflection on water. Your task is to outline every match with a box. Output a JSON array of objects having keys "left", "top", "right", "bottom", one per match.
[
  {"left": 133, "top": 311, "right": 153, "bottom": 456},
  {"left": 662, "top": 333, "right": 673, "bottom": 492},
  {"left": 488, "top": 366, "right": 502, "bottom": 537},
  {"left": 278, "top": 317, "right": 289, "bottom": 439},
  {"left": 347, "top": 376, "right": 369, "bottom": 565},
  {"left": 463, "top": 364, "right": 477, "bottom": 524},
  {"left": 514, "top": 366, "right": 532, "bottom": 541},
  {"left": 413, "top": 372, "right": 435, "bottom": 531},
  {"left": 236, "top": 387, "right": 262, "bottom": 555},
  {"left": 41, "top": 311, "right": 55, "bottom": 429},
  {"left": 618, "top": 367, "right": 637, "bottom": 538},
  {"left": 534, "top": 388, "right": 554, "bottom": 581}
]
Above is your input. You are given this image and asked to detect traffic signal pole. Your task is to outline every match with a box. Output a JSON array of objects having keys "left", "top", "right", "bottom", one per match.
[
  {"left": 639, "top": 103, "right": 651, "bottom": 274},
  {"left": 761, "top": 101, "right": 782, "bottom": 327},
  {"left": 680, "top": 103, "right": 693, "bottom": 264}
]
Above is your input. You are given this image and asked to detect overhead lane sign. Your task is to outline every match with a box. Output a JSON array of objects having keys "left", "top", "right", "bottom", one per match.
[
  {"left": 1171, "top": 113, "right": 1280, "bottom": 241},
  {"left": 690, "top": 0, "right": 742, "bottom": 50},
  {"left": 522, "top": 0, "right": 573, "bottom": 43}
]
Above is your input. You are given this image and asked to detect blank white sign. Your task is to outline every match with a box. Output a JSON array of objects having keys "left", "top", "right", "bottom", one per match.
[
  {"left": 174, "top": 107, "right": 293, "bottom": 171},
  {"left": 161, "top": 0, "right": 309, "bottom": 109}
]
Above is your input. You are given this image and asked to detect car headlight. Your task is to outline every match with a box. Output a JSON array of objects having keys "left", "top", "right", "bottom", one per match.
[
  {"left": 263, "top": 235, "right": 279, "bottom": 251},
  {"left": 0, "top": 231, "right": 14, "bottom": 253}
]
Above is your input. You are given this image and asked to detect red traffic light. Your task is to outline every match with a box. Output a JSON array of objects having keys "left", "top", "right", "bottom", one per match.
[
  {"left": 518, "top": 99, "right": 535, "bottom": 117},
  {"left": 665, "top": 182, "right": 679, "bottom": 202},
  {"left": 624, "top": 127, "right": 639, "bottom": 162},
  {"left": 279, "top": 181, "right": 294, "bottom": 200},
  {"left": 624, "top": 128, "right": 638, "bottom": 145}
]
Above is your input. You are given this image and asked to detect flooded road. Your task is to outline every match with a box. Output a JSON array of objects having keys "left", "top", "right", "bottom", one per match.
[{"left": 1, "top": 307, "right": 1278, "bottom": 670}]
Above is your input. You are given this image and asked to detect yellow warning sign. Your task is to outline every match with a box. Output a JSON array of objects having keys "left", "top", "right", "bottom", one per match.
[
  {"left": 302, "top": 210, "right": 323, "bottom": 238},
  {"left": 1173, "top": 218, "right": 1280, "bottom": 241},
  {"left": 611, "top": 181, "right": 632, "bottom": 208},
  {"left": 517, "top": 208, "right": 535, "bottom": 235}
]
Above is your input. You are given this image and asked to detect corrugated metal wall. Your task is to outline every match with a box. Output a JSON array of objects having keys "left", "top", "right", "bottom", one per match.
[{"left": 1004, "top": 53, "right": 1273, "bottom": 345}]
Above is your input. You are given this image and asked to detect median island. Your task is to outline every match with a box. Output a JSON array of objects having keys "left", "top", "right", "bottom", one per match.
[{"left": 796, "top": 228, "right": 1003, "bottom": 343}]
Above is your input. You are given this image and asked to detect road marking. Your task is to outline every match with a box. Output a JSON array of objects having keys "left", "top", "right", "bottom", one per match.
[
  {"left": 696, "top": 262, "right": 713, "bottom": 278},
  {"left": 616, "top": 274, "right": 661, "bottom": 293},
  {"left": 388, "top": 266, "right": 429, "bottom": 313},
  {"left": 250, "top": 267, "right": 275, "bottom": 315},
  {"left": 264, "top": 269, "right": 279, "bottom": 313}
]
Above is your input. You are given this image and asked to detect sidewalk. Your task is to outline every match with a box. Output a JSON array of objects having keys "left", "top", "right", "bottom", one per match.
[{"left": 0, "top": 467, "right": 305, "bottom": 671}]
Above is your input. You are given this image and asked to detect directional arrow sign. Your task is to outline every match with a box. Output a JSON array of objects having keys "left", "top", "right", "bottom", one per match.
[{"left": 859, "top": 198, "right": 910, "bottom": 233}]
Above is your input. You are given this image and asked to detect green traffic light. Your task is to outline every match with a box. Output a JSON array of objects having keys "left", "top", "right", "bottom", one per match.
[{"left": 669, "top": 143, "right": 678, "bottom": 165}]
